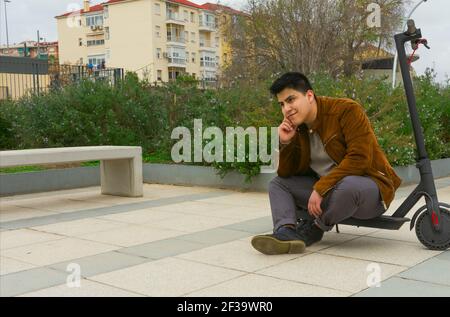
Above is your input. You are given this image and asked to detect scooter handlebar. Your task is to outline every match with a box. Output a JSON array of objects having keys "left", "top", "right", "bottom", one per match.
[{"left": 406, "top": 19, "right": 417, "bottom": 35}]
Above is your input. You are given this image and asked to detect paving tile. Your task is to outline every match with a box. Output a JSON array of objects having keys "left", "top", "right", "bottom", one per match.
[
  {"left": 146, "top": 213, "right": 239, "bottom": 233},
  {"left": 15, "top": 198, "right": 112, "bottom": 214},
  {"left": 0, "top": 205, "right": 59, "bottom": 223},
  {"left": 0, "top": 228, "right": 64, "bottom": 250},
  {"left": 80, "top": 225, "right": 188, "bottom": 247},
  {"left": 177, "top": 240, "right": 304, "bottom": 272},
  {"left": 355, "top": 277, "right": 450, "bottom": 297},
  {"left": 398, "top": 257, "right": 450, "bottom": 286},
  {"left": 194, "top": 193, "right": 270, "bottom": 208},
  {"left": 436, "top": 251, "right": 450, "bottom": 261},
  {"left": 32, "top": 218, "right": 127, "bottom": 237},
  {"left": 90, "top": 257, "right": 244, "bottom": 297},
  {"left": 97, "top": 208, "right": 185, "bottom": 224},
  {"left": 319, "top": 236, "right": 442, "bottom": 267},
  {"left": 19, "top": 279, "right": 144, "bottom": 297},
  {"left": 223, "top": 217, "right": 273, "bottom": 234},
  {"left": 2, "top": 237, "right": 118, "bottom": 266},
  {"left": 257, "top": 253, "right": 406, "bottom": 293},
  {"left": 0, "top": 257, "right": 36, "bottom": 276},
  {"left": 186, "top": 273, "right": 351, "bottom": 297},
  {"left": 367, "top": 224, "right": 421, "bottom": 244},
  {"left": 306, "top": 232, "right": 360, "bottom": 252},
  {"left": 48, "top": 251, "right": 149, "bottom": 277},
  {"left": 0, "top": 267, "right": 67, "bottom": 297},
  {"left": 176, "top": 228, "right": 251, "bottom": 246},
  {"left": 118, "top": 238, "right": 205, "bottom": 259}
]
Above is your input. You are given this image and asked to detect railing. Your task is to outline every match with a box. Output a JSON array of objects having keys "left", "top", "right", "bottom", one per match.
[
  {"left": 0, "top": 56, "right": 123, "bottom": 100},
  {"left": 166, "top": 12, "right": 184, "bottom": 22},
  {"left": 200, "top": 61, "right": 217, "bottom": 68},
  {"left": 168, "top": 57, "right": 186, "bottom": 65},
  {"left": 199, "top": 21, "right": 216, "bottom": 29},
  {"left": 199, "top": 40, "right": 212, "bottom": 48},
  {"left": 167, "top": 36, "right": 186, "bottom": 44}
]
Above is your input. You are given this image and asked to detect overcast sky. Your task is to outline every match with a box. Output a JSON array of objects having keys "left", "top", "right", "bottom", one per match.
[{"left": 1, "top": 0, "right": 448, "bottom": 83}]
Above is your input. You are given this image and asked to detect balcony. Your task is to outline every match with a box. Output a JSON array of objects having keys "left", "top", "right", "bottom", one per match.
[
  {"left": 86, "top": 25, "right": 104, "bottom": 36},
  {"left": 168, "top": 57, "right": 186, "bottom": 67},
  {"left": 167, "top": 35, "right": 186, "bottom": 46},
  {"left": 199, "top": 21, "right": 217, "bottom": 32},
  {"left": 200, "top": 61, "right": 218, "bottom": 69},
  {"left": 166, "top": 12, "right": 185, "bottom": 25},
  {"left": 199, "top": 40, "right": 216, "bottom": 52}
]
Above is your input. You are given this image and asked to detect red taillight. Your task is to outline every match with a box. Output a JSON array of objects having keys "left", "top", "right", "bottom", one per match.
[{"left": 431, "top": 211, "right": 439, "bottom": 225}]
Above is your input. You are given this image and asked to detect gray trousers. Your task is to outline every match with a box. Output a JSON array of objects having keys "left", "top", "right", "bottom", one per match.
[{"left": 269, "top": 175, "right": 386, "bottom": 232}]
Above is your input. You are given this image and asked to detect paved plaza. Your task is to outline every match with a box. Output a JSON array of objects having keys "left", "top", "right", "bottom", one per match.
[{"left": 1, "top": 177, "right": 450, "bottom": 297}]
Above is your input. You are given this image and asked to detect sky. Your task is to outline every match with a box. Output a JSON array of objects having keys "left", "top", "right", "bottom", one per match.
[{"left": 0, "top": 0, "right": 448, "bottom": 83}]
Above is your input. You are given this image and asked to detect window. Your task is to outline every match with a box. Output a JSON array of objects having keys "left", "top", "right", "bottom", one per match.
[
  {"left": 191, "top": 32, "right": 196, "bottom": 43},
  {"left": 191, "top": 52, "right": 196, "bottom": 63},
  {"left": 156, "top": 25, "right": 161, "bottom": 38},
  {"left": 154, "top": 3, "right": 161, "bottom": 15},
  {"left": 184, "top": 10, "right": 189, "bottom": 21},
  {"left": 185, "top": 51, "right": 189, "bottom": 63},
  {"left": 190, "top": 12, "right": 195, "bottom": 23},
  {"left": 79, "top": 38, "right": 83, "bottom": 46},
  {"left": 105, "top": 27, "right": 110, "bottom": 40},
  {"left": 88, "top": 54, "right": 106, "bottom": 66},
  {"left": 157, "top": 70, "right": 162, "bottom": 81},
  {"left": 157, "top": 48, "right": 162, "bottom": 59},
  {"left": 184, "top": 31, "right": 189, "bottom": 42},
  {"left": 86, "top": 15, "right": 103, "bottom": 27},
  {"left": 215, "top": 37, "right": 220, "bottom": 47},
  {"left": 87, "top": 39, "right": 105, "bottom": 46}
]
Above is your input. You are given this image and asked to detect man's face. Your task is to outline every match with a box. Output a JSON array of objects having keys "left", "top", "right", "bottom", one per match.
[{"left": 277, "top": 88, "right": 315, "bottom": 127}]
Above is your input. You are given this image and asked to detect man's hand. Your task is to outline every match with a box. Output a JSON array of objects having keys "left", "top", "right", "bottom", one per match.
[
  {"left": 278, "top": 118, "right": 297, "bottom": 144},
  {"left": 308, "top": 190, "right": 323, "bottom": 218}
]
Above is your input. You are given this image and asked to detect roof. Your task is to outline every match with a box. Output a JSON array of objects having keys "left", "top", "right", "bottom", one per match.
[
  {"left": 56, "top": 0, "right": 214, "bottom": 18},
  {"left": 200, "top": 2, "right": 244, "bottom": 15},
  {"left": 56, "top": 3, "right": 105, "bottom": 18},
  {"left": 362, "top": 56, "right": 419, "bottom": 70},
  {"left": 168, "top": 0, "right": 204, "bottom": 9}
]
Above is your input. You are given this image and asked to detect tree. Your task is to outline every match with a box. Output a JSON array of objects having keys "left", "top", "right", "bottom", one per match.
[{"left": 222, "top": 0, "right": 405, "bottom": 83}]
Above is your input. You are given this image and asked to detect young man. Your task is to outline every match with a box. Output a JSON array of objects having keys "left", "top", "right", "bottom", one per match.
[{"left": 251, "top": 72, "right": 402, "bottom": 255}]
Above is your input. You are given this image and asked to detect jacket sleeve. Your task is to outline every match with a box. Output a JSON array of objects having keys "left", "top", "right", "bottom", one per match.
[
  {"left": 313, "top": 101, "right": 374, "bottom": 197},
  {"left": 277, "top": 133, "right": 301, "bottom": 178}
]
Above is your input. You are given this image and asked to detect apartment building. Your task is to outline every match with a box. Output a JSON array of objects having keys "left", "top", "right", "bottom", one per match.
[
  {"left": 0, "top": 41, "right": 59, "bottom": 61},
  {"left": 56, "top": 0, "right": 243, "bottom": 83}
]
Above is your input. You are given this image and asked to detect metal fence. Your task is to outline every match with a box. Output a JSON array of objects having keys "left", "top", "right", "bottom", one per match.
[{"left": 0, "top": 56, "right": 124, "bottom": 100}]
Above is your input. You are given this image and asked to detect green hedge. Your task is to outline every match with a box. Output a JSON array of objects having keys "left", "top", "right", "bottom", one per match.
[{"left": 1, "top": 71, "right": 449, "bottom": 180}]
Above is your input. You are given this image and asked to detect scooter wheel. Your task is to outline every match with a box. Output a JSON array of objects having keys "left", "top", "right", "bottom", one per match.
[{"left": 415, "top": 208, "right": 450, "bottom": 250}]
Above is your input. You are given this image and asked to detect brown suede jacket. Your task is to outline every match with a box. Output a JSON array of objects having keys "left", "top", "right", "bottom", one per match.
[{"left": 278, "top": 95, "right": 402, "bottom": 209}]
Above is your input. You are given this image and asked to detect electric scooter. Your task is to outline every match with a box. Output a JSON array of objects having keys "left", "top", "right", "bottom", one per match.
[{"left": 299, "top": 20, "right": 450, "bottom": 250}]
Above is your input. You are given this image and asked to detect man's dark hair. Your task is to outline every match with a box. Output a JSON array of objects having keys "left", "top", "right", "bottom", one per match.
[{"left": 269, "top": 72, "right": 313, "bottom": 96}]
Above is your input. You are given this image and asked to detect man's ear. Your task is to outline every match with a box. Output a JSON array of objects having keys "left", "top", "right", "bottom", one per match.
[{"left": 306, "top": 90, "right": 315, "bottom": 103}]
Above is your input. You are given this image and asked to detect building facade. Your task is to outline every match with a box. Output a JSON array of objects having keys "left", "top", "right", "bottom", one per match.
[
  {"left": 56, "top": 0, "right": 242, "bottom": 83},
  {"left": 0, "top": 41, "right": 59, "bottom": 61}
]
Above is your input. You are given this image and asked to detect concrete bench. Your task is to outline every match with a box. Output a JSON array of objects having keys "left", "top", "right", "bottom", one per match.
[{"left": 0, "top": 146, "right": 143, "bottom": 197}]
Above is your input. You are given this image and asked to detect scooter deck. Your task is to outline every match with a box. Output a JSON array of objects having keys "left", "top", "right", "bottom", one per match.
[{"left": 339, "top": 216, "right": 411, "bottom": 230}]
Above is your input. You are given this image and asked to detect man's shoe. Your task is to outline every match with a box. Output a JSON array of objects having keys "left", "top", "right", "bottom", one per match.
[
  {"left": 251, "top": 226, "right": 306, "bottom": 255},
  {"left": 296, "top": 222, "right": 324, "bottom": 246},
  {"left": 297, "top": 218, "right": 314, "bottom": 234}
]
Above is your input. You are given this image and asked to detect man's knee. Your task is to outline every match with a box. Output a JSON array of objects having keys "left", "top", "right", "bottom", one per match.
[
  {"left": 334, "top": 176, "right": 363, "bottom": 197},
  {"left": 268, "top": 176, "right": 283, "bottom": 193}
]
